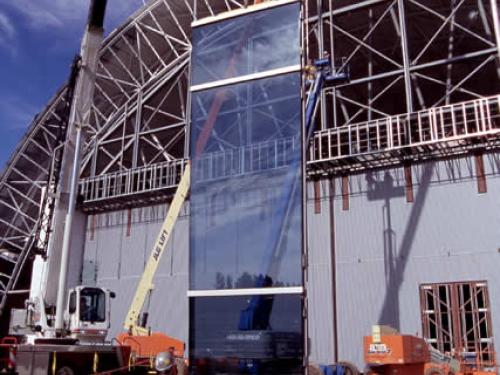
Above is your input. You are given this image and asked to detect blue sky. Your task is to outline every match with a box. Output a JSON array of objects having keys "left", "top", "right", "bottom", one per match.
[{"left": 0, "top": 0, "right": 145, "bottom": 169}]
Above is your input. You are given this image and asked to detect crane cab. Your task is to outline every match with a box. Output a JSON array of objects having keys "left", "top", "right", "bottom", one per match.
[{"left": 65, "top": 286, "right": 115, "bottom": 344}]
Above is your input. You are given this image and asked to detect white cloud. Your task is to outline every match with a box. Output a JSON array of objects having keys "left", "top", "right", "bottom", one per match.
[
  {"left": 0, "top": 11, "right": 16, "bottom": 47},
  {"left": 0, "top": 96, "right": 40, "bottom": 130},
  {"left": 4, "top": 0, "right": 145, "bottom": 31},
  {"left": 0, "top": 95, "right": 39, "bottom": 130},
  {"left": 4, "top": 0, "right": 85, "bottom": 29},
  {"left": 0, "top": 12, "right": 15, "bottom": 37}
]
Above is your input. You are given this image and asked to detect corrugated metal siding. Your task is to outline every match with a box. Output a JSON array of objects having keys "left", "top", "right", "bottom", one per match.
[
  {"left": 306, "top": 179, "right": 335, "bottom": 365},
  {"left": 81, "top": 151, "right": 500, "bottom": 370},
  {"left": 67, "top": 211, "right": 87, "bottom": 290},
  {"left": 82, "top": 203, "right": 189, "bottom": 346},
  {"left": 331, "top": 153, "right": 500, "bottom": 369}
]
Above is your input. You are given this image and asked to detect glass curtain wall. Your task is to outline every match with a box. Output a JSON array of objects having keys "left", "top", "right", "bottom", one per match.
[{"left": 189, "top": 2, "right": 303, "bottom": 374}]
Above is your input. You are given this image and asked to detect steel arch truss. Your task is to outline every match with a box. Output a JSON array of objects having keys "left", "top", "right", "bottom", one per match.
[
  {"left": 0, "top": 0, "right": 247, "bottom": 311},
  {"left": 0, "top": 88, "right": 69, "bottom": 309},
  {"left": 305, "top": 0, "right": 499, "bottom": 128},
  {"left": 82, "top": 0, "right": 246, "bottom": 177},
  {"left": 305, "top": 0, "right": 500, "bottom": 174}
]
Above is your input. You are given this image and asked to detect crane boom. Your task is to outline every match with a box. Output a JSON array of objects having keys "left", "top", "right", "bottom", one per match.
[{"left": 124, "top": 163, "right": 190, "bottom": 335}]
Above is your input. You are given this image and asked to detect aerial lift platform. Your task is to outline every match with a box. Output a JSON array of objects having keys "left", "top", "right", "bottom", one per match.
[{"left": 364, "top": 326, "right": 496, "bottom": 375}]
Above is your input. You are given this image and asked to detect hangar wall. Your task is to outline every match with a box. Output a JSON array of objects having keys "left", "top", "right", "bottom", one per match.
[
  {"left": 308, "top": 151, "right": 500, "bottom": 368},
  {"left": 80, "top": 151, "right": 500, "bottom": 369},
  {"left": 81, "top": 203, "right": 189, "bottom": 345}
]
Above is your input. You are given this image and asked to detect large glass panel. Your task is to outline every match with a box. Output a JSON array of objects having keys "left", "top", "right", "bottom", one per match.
[
  {"left": 191, "top": 2, "right": 300, "bottom": 86},
  {"left": 189, "top": 294, "right": 303, "bottom": 374},
  {"left": 190, "top": 73, "right": 302, "bottom": 290}
]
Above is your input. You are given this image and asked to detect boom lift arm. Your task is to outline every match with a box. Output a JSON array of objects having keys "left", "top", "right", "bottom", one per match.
[
  {"left": 239, "top": 57, "right": 349, "bottom": 331},
  {"left": 123, "top": 163, "right": 190, "bottom": 336}
]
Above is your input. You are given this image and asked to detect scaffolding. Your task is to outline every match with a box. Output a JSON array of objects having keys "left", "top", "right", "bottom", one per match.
[
  {"left": 420, "top": 281, "right": 496, "bottom": 368},
  {"left": 309, "top": 95, "right": 500, "bottom": 174},
  {"left": 79, "top": 158, "right": 186, "bottom": 210}
]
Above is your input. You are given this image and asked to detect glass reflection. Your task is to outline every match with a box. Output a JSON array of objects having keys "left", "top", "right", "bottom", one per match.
[
  {"left": 190, "top": 73, "right": 302, "bottom": 290},
  {"left": 189, "top": 294, "right": 303, "bottom": 375},
  {"left": 192, "top": 3, "right": 300, "bottom": 86}
]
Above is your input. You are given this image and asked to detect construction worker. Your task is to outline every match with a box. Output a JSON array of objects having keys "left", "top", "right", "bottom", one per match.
[{"left": 79, "top": 298, "right": 93, "bottom": 321}]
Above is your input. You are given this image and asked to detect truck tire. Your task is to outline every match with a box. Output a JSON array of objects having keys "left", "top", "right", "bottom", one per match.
[
  {"left": 424, "top": 366, "right": 446, "bottom": 375},
  {"left": 56, "top": 367, "right": 75, "bottom": 375}
]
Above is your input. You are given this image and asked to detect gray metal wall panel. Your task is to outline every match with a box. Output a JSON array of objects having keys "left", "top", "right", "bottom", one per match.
[
  {"left": 67, "top": 210, "right": 87, "bottom": 289},
  {"left": 172, "top": 204, "right": 189, "bottom": 278},
  {"left": 81, "top": 223, "right": 98, "bottom": 285},
  {"left": 148, "top": 274, "right": 188, "bottom": 344},
  {"left": 120, "top": 215, "right": 148, "bottom": 279},
  {"left": 332, "top": 153, "right": 500, "bottom": 369},
  {"left": 306, "top": 179, "right": 335, "bottom": 365},
  {"left": 94, "top": 217, "right": 122, "bottom": 280},
  {"left": 83, "top": 203, "right": 189, "bottom": 347},
  {"left": 101, "top": 278, "right": 137, "bottom": 337}
]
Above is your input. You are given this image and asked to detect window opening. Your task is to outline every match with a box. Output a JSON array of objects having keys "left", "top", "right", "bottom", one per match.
[
  {"left": 79, "top": 287, "right": 106, "bottom": 322},
  {"left": 420, "top": 281, "right": 496, "bottom": 367}
]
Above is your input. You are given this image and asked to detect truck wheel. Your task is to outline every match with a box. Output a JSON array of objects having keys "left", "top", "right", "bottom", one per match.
[{"left": 56, "top": 367, "right": 75, "bottom": 375}]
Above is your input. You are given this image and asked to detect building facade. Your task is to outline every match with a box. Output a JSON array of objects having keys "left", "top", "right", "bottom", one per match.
[{"left": 0, "top": 0, "right": 499, "bottom": 371}]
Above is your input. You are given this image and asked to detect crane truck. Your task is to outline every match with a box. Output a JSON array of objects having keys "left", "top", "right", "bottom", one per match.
[{"left": 0, "top": 1, "right": 144, "bottom": 374}]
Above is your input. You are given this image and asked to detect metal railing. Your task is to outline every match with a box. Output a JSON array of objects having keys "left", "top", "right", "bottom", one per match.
[
  {"left": 308, "top": 95, "right": 500, "bottom": 172},
  {"left": 79, "top": 96, "right": 500, "bottom": 207},
  {"left": 79, "top": 136, "right": 300, "bottom": 206},
  {"left": 192, "top": 136, "right": 299, "bottom": 183},
  {"left": 79, "top": 159, "right": 187, "bottom": 204}
]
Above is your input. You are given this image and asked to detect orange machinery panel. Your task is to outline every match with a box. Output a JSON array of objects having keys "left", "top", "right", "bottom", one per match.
[
  {"left": 364, "top": 335, "right": 430, "bottom": 366},
  {"left": 116, "top": 332, "right": 185, "bottom": 359}
]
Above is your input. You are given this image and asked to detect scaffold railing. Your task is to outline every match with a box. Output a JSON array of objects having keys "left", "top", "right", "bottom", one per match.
[
  {"left": 79, "top": 158, "right": 187, "bottom": 206},
  {"left": 79, "top": 136, "right": 300, "bottom": 207},
  {"left": 308, "top": 95, "right": 500, "bottom": 173},
  {"left": 79, "top": 96, "right": 500, "bottom": 208},
  {"left": 192, "top": 136, "right": 299, "bottom": 183}
]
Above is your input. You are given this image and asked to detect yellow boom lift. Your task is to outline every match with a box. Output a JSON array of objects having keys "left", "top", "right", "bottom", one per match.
[{"left": 116, "top": 163, "right": 190, "bottom": 368}]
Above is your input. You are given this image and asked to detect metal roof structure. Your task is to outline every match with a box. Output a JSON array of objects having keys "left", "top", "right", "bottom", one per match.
[{"left": 0, "top": 0, "right": 498, "bottom": 314}]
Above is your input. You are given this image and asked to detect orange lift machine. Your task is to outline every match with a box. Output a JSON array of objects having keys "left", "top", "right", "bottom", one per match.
[{"left": 364, "top": 325, "right": 494, "bottom": 375}]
